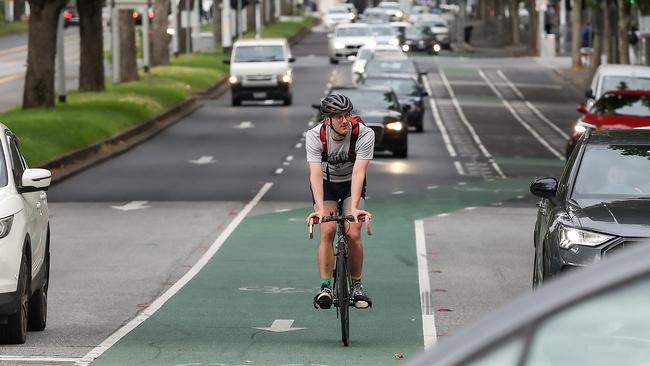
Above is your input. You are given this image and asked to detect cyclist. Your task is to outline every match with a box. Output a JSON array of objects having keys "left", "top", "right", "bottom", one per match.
[{"left": 305, "top": 94, "right": 375, "bottom": 310}]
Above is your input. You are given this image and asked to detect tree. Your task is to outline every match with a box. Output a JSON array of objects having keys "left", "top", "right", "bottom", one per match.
[
  {"left": 119, "top": 9, "right": 139, "bottom": 82},
  {"left": 617, "top": 0, "right": 630, "bottom": 64},
  {"left": 213, "top": 0, "right": 222, "bottom": 48},
  {"left": 510, "top": 0, "right": 520, "bottom": 46},
  {"left": 78, "top": 0, "right": 105, "bottom": 92},
  {"left": 151, "top": 0, "right": 172, "bottom": 66},
  {"left": 22, "top": 0, "right": 68, "bottom": 109},
  {"left": 571, "top": 0, "right": 583, "bottom": 68}
]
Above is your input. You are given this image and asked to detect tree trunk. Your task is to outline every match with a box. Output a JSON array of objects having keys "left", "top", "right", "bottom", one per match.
[
  {"left": 617, "top": 0, "right": 630, "bottom": 64},
  {"left": 510, "top": 0, "right": 520, "bottom": 46},
  {"left": 571, "top": 0, "right": 582, "bottom": 68},
  {"left": 212, "top": 0, "right": 222, "bottom": 48},
  {"left": 119, "top": 9, "right": 139, "bottom": 82},
  {"left": 591, "top": 3, "right": 603, "bottom": 75},
  {"left": 14, "top": 0, "right": 25, "bottom": 21},
  {"left": 151, "top": 0, "right": 171, "bottom": 66},
  {"left": 177, "top": 0, "right": 194, "bottom": 53},
  {"left": 22, "top": 0, "right": 68, "bottom": 109},
  {"left": 602, "top": 0, "right": 609, "bottom": 63},
  {"left": 247, "top": 0, "right": 254, "bottom": 34},
  {"left": 527, "top": 0, "right": 538, "bottom": 54},
  {"left": 78, "top": 0, "right": 105, "bottom": 92}
]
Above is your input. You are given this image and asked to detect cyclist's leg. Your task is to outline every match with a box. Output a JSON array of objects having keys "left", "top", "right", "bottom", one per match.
[{"left": 312, "top": 181, "right": 338, "bottom": 309}]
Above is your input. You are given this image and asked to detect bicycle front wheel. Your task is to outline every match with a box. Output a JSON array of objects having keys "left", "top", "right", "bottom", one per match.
[{"left": 335, "top": 253, "right": 350, "bottom": 347}]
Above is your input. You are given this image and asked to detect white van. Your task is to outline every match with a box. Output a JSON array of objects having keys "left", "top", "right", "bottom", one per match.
[
  {"left": 225, "top": 38, "right": 295, "bottom": 106},
  {"left": 586, "top": 64, "right": 650, "bottom": 106}
]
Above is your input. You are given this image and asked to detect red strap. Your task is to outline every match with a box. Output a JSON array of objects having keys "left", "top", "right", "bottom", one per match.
[
  {"left": 320, "top": 122, "right": 328, "bottom": 162},
  {"left": 320, "top": 116, "right": 365, "bottom": 163}
]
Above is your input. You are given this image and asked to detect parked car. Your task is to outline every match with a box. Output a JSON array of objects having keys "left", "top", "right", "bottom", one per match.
[
  {"left": 361, "top": 74, "right": 427, "bottom": 132},
  {"left": 407, "top": 242, "right": 650, "bottom": 366},
  {"left": 585, "top": 64, "right": 650, "bottom": 107},
  {"left": 351, "top": 44, "right": 406, "bottom": 81},
  {"left": 63, "top": 7, "right": 79, "bottom": 28},
  {"left": 323, "top": 6, "right": 353, "bottom": 30},
  {"left": 370, "top": 24, "right": 400, "bottom": 46},
  {"left": 403, "top": 25, "right": 440, "bottom": 54},
  {"left": 532, "top": 129, "right": 650, "bottom": 286},
  {"left": 359, "top": 7, "right": 391, "bottom": 24},
  {"left": 362, "top": 57, "right": 426, "bottom": 87},
  {"left": 566, "top": 90, "right": 650, "bottom": 157},
  {"left": 328, "top": 23, "right": 375, "bottom": 64},
  {"left": 224, "top": 38, "right": 295, "bottom": 106},
  {"left": 314, "top": 86, "right": 409, "bottom": 158},
  {"left": 0, "top": 127, "right": 52, "bottom": 344}
]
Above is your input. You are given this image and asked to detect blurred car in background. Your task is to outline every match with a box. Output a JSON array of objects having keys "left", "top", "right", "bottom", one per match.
[
  {"left": 378, "top": 1, "right": 404, "bottom": 21},
  {"left": 370, "top": 24, "right": 400, "bottom": 46},
  {"left": 407, "top": 242, "right": 650, "bottom": 366},
  {"left": 362, "top": 57, "right": 426, "bottom": 87},
  {"left": 63, "top": 7, "right": 79, "bottom": 28},
  {"left": 414, "top": 15, "right": 450, "bottom": 48},
  {"left": 361, "top": 74, "right": 427, "bottom": 132},
  {"left": 403, "top": 25, "right": 440, "bottom": 54},
  {"left": 314, "top": 85, "right": 409, "bottom": 158},
  {"left": 585, "top": 64, "right": 650, "bottom": 107},
  {"left": 328, "top": 23, "right": 375, "bottom": 64},
  {"left": 359, "top": 7, "right": 391, "bottom": 24},
  {"left": 567, "top": 90, "right": 650, "bottom": 157},
  {"left": 323, "top": 6, "right": 353, "bottom": 30},
  {"left": 351, "top": 44, "right": 406, "bottom": 81}
]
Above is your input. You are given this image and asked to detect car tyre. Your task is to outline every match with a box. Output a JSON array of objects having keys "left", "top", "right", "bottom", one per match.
[
  {"left": 232, "top": 96, "right": 241, "bottom": 106},
  {"left": 28, "top": 240, "right": 48, "bottom": 332},
  {"left": 1, "top": 253, "right": 29, "bottom": 344},
  {"left": 416, "top": 123, "right": 423, "bottom": 133},
  {"left": 283, "top": 93, "right": 293, "bottom": 106},
  {"left": 330, "top": 57, "right": 339, "bottom": 64},
  {"left": 393, "top": 147, "right": 408, "bottom": 158}
]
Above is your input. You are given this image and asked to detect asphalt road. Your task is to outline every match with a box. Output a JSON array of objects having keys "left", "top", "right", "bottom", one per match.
[{"left": 0, "top": 25, "right": 583, "bottom": 365}]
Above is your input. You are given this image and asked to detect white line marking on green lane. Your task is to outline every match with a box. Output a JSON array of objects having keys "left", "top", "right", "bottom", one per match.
[
  {"left": 0, "top": 356, "right": 81, "bottom": 362},
  {"left": 423, "top": 75, "right": 457, "bottom": 158},
  {"left": 427, "top": 185, "right": 438, "bottom": 189},
  {"left": 78, "top": 183, "right": 274, "bottom": 366},
  {"left": 392, "top": 191, "right": 405, "bottom": 195},
  {"left": 415, "top": 220, "right": 437, "bottom": 349},
  {"left": 253, "top": 319, "right": 307, "bottom": 332},
  {"left": 110, "top": 201, "right": 150, "bottom": 211},
  {"left": 275, "top": 168, "right": 284, "bottom": 174}
]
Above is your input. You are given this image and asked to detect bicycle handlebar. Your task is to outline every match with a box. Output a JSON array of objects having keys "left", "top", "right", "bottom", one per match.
[{"left": 308, "top": 215, "right": 373, "bottom": 239}]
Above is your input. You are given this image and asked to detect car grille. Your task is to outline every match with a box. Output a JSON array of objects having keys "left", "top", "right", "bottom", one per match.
[
  {"left": 245, "top": 74, "right": 274, "bottom": 82},
  {"left": 603, "top": 240, "right": 640, "bottom": 257},
  {"left": 345, "top": 45, "right": 362, "bottom": 50}
]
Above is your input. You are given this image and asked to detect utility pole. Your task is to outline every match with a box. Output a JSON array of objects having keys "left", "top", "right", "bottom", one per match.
[
  {"left": 142, "top": 0, "right": 151, "bottom": 74},
  {"left": 255, "top": 0, "right": 261, "bottom": 38},
  {"left": 560, "top": 0, "right": 566, "bottom": 54},
  {"left": 111, "top": 0, "right": 121, "bottom": 83},
  {"left": 237, "top": 0, "right": 243, "bottom": 38},
  {"left": 55, "top": 9, "right": 66, "bottom": 103},
  {"left": 185, "top": 0, "right": 192, "bottom": 53},
  {"left": 222, "top": 0, "right": 232, "bottom": 48}
]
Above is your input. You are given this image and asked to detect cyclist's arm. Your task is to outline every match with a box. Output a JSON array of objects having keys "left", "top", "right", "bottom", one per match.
[
  {"left": 309, "top": 162, "right": 326, "bottom": 215},
  {"left": 350, "top": 159, "right": 370, "bottom": 212}
]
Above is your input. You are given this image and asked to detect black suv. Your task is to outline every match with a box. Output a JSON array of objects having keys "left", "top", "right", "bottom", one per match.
[{"left": 530, "top": 129, "right": 650, "bottom": 286}]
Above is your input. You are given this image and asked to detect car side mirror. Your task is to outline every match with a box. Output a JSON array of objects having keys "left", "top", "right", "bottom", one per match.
[
  {"left": 421, "top": 90, "right": 428, "bottom": 97},
  {"left": 585, "top": 89, "right": 594, "bottom": 99},
  {"left": 20, "top": 168, "right": 51, "bottom": 193},
  {"left": 223, "top": 59, "right": 231, "bottom": 64},
  {"left": 576, "top": 104, "right": 588, "bottom": 114},
  {"left": 289, "top": 56, "right": 296, "bottom": 63},
  {"left": 530, "top": 177, "right": 558, "bottom": 199}
]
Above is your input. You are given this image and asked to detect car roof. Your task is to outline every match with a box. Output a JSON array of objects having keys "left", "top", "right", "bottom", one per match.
[
  {"left": 585, "top": 129, "right": 650, "bottom": 145},
  {"left": 359, "top": 44, "right": 402, "bottom": 51},
  {"left": 407, "top": 243, "right": 650, "bottom": 366},
  {"left": 389, "top": 21, "right": 412, "bottom": 27},
  {"left": 363, "top": 73, "right": 418, "bottom": 81},
  {"left": 597, "top": 64, "right": 650, "bottom": 78},
  {"left": 335, "top": 23, "right": 370, "bottom": 29},
  {"left": 330, "top": 85, "right": 393, "bottom": 93},
  {"left": 233, "top": 38, "right": 287, "bottom": 46},
  {"left": 603, "top": 89, "right": 650, "bottom": 96}
]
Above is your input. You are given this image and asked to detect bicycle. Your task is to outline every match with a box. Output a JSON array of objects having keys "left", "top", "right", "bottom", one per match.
[{"left": 308, "top": 201, "right": 372, "bottom": 347}]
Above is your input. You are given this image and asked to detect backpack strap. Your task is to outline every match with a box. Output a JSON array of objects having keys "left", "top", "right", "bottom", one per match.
[
  {"left": 320, "top": 120, "right": 328, "bottom": 163},
  {"left": 348, "top": 116, "right": 365, "bottom": 161}
]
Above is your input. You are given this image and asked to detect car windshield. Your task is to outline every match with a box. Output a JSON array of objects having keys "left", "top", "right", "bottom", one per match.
[
  {"left": 363, "top": 78, "right": 419, "bottom": 96},
  {"left": 328, "top": 8, "right": 347, "bottom": 14},
  {"left": 602, "top": 76, "right": 650, "bottom": 94},
  {"left": 365, "top": 59, "right": 417, "bottom": 75},
  {"left": 331, "top": 89, "right": 399, "bottom": 111},
  {"left": 335, "top": 27, "right": 371, "bottom": 37},
  {"left": 371, "top": 26, "right": 396, "bottom": 36},
  {"left": 357, "top": 48, "right": 373, "bottom": 61},
  {"left": 406, "top": 26, "right": 430, "bottom": 37},
  {"left": 590, "top": 94, "right": 650, "bottom": 117},
  {"left": 418, "top": 20, "right": 447, "bottom": 27},
  {"left": 573, "top": 144, "right": 650, "bottom": 198},
  {"left": 233, "top": 45, "right": 284, "bottom": 62},
  {"left": 374, "top": 49, "right": 403, "bottom": 58},
  {"left": 379, "top": 3, "right": 399, "bottom": 9}
]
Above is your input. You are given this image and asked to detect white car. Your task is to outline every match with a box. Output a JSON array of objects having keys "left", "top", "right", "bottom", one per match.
[
  {"left": 225, "top": 38, "right": 295, "bottom": 106},
  {"left": 370, "top": 24, "right": 400, "bottom": 46},
  {"left": 328, "top": 23, "right": 376, "bottom": 64},
  {"left": 352, "top": 44, "right": 406, "bottom": 81},
  {"left": 323, "top": 6, "right": 352, "bottom": 30},
  {"left": 0, "top": 126, "right": 51, "bottom": 344},
  {"left": 377, "top": 1, "right": 404, "bottom": 20},
  {"left": 586, "top": 64, "right": 650, "bottom": 106}
]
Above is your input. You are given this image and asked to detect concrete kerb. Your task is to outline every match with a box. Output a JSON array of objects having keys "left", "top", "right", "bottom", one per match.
[{"left": 41, "top": 24, "right": 313, "bottom": 185}]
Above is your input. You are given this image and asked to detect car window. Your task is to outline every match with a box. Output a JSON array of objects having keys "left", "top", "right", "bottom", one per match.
[
  {"left": 357, "top": 48, "right": 372, "bottom": 61},
  {"left": 602, "top": 76, "right": 650, "bottom": 95},
  {"left": 328, "top": 8, "right": 347, "bottom": 14},
  {"left": 590, "top": 93, "right": 650, "bottom": 117},
  {"left": 371, "top": 26, "right": 397, "bottom": 36},
  {"left": 525, "top": 277, "right": 650, "bottom": 366},
  {"left": 572, "top": 144, "right": 650, "bottom": 199},
  {"left": 233, "top": 45, "right": 285, "bottom": 62},
  {"left": 365, "top": 59, "right": 416, "bottom": 74},
  {"left": 0, "top": 137, "right": 9, "bottom": 188},
  {"left": 335, "top": 27, "right": 371, "bottom": 37},
  {"left": 331, "top": 89, "right": 399, "bottom": 112},
  {"left": 6, "top": 135, "right": 25, "bottom": 187},
  {"left": 363, "top": 78, "right": 419, "bottom": 96},
  {"left": 465, "top": 337, "right": 526, "bottom": 366}
]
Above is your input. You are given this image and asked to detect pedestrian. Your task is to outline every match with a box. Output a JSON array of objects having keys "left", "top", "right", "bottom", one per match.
[
  {"left": 629, "top": 25, "right": 641, "bottom": 65},
  {"left": 581, "top": 22, "right": 592, "bottom": 48}
]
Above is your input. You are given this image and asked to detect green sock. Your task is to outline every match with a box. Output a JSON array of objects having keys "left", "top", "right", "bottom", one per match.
[
  {"left": 320, "top": 278, "right": 332, "bottom": 287},
  {"left": 351, "top": 276, "right": 362, "bottom": 284}
]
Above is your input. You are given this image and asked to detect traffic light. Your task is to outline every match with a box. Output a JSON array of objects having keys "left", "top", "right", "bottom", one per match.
[{"left": 230, "top": 0, "right": 250, "bottom": 9}]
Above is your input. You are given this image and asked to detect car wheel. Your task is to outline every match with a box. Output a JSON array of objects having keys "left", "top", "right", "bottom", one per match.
[
  {"left": 393, "top": 147, "right": 408, "bottom": 158},
  {"left": 283, "top": 93, "right": 293, "bottom": 106},
  {"left": 330, "top": 57, "right": 339, "bottom": 64},
  {"left": 28, "top": 244, "right": 48, "bottom": 332},
  {"left": 1, "top": 253, "right": 29, "bottom": 344},
  {"left": 232, "top": 96, "right": 241, "bottom": 106},
  {"left": 533, "top": 244, "right": 545, "bottom": 289},
  {"left": 416, "top": 123, "right": 423, "bottom": 133}
]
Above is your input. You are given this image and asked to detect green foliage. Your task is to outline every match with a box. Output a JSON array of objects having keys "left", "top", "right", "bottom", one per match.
[{"left": 0, "top": 21, "right": 28, "bottom": 36}]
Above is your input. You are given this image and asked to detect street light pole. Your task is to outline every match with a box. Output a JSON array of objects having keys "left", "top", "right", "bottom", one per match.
[
  {"left": 185, "top": 0, "right": 191, "bottom": 53},
  {"left": 55, "top": 10, "right": 66, "bottom": 103}
]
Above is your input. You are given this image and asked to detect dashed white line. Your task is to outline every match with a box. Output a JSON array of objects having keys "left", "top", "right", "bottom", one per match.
[
  {"left": 295, "top": 143, "right": 303, "bottom": 149},
  {"left": 427, "top": 185, "right": 438, "bottom": 190},
  {"left": 392, "top": 191, "right": 405, "bottom": 195},
  {"left": 275, "top": 208, "right": 291, "bottom": 213},
  {"left": 308, "top": 121, "right": 315, "bottom": 127},
  {"left": 437, "top": 213, "right": 449, "bottom": 217},
  {"left": 275, "top": 168, "right": 284, "bottom": 174},
  {"left": 423, "top": 76, "right": 457, "bottom": 158},
  {"left": 465, "top": 207, "right": 477, "bottom": 210},
  {"left": 479, "top": 69, "right": 565, "bottom": 161},
  {"left": 440, "top": 70, "right": 506, "bottom": 178},
  {"left": 415, "top": 220, "right": 438, "bottom": 349},
  {"left": 457, "top": 181, "right": 467, "bottom": 186},
  {"left": 517, "top": 195, "right": 525, "bottom": 199},
  {"left": 454, "top": 161, "right": 465, "bottom": 176},
  {"left": 286, "top": 155, "right": 294, "bottom": 161},
  {"left": 283, "top": 162, "right": 290, "bottom": 166},
  {"left": 0, "top": 356, "right": 81, "bottom": 363}
]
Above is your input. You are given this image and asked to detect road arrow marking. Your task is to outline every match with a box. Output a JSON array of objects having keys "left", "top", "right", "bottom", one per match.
[
  {"left": 111, "top": 201, "right": 150, "bottom": 211},
  {"left": 189, "top": 156, "right": 216, "bottom": 165},
  {"left": 253, "top": 319, "right": 306, "bottom": 333},
  {"left": 234, "top": 121, "right": 254, "bottom": 129}
]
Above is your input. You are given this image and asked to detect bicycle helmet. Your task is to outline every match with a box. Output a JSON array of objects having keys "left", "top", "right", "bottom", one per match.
[{"left": 320, "top": 94, "right": 353, "bottom": 117}]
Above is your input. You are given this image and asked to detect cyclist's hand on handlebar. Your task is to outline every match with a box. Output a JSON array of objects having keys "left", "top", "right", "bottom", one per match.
[
  {"left": 349, "top": 208, "right": 372, "bottom": 223},
  {"left": 306, "top": 208, "right": 329, "bottom": 224}
]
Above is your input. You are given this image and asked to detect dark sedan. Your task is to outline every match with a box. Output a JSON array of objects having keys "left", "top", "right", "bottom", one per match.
[
  {"left": 362, "top": 57, "right": 426, "bottom": 88},
  {"left": 313, "top": 86, "right": 409, "bottom": 158},
  {"left": 403, "top": 25, "right": 440, "bottom": 55},
  {"left": 361, "top": 74, "right": 427, "bottom": 132},
  {"left": 531, "top": 129, "right": 650, "bottom": 286}
]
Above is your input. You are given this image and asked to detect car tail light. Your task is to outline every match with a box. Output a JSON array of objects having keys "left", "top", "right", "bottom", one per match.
[
  {"left": 132, "top": 11, "right": 139, "bottom": 19},
  {"left": 148, "top": 9, "right": 155, "bottom": 18},
  {"left": 64, "top": 11, "right": 73, "bottom": 19}
]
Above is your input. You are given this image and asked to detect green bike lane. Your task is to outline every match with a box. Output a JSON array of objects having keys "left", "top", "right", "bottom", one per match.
[{"left": 91, "top": 177, "right": 532, "bottom": 366}]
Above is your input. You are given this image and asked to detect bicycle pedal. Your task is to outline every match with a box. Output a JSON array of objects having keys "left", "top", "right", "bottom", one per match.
[{"left": 354, "top": 301, "right": 371, "bottom": 309}]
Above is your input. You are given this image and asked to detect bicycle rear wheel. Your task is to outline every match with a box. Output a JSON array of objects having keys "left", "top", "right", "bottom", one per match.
[{"left": 335, "top": 253, "right": 350, "bottom": 346}]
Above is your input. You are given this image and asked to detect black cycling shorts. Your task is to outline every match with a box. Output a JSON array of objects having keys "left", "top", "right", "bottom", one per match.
[{"left": 311, "top": 180, "right": 366, "bottom": 211}]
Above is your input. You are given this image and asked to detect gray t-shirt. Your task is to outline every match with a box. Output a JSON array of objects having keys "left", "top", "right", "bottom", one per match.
[{"left": 306, "top": 122, "right": 375, "bottom": 183}]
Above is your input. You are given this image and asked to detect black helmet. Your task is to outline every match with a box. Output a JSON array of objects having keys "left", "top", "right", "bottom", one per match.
[{"left": 320, "top": 94, "right": 353, "bottom": 117}]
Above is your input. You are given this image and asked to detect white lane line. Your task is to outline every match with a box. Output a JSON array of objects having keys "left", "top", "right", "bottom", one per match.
[
  {"left": 427, "top": 185, "right": 438, "bottom": 190},
  {"left": 496, "top": 70, "right": 569, "bottom": 139},
  {"left": 0, "top": 356, "right": 81, "bottom": 362},
  {"left": 478, "top": 69, "right": 565, "bottom": 161},
  {"left": 286, "top": 155, "right": 294, "bottom": 161},
  {"left": 415, "top": 220, "right": 437, "bottom": 349},
  {"left": 78, "top": 183, "right": 274, "bottom": 366},
  {"left": 275, "top": 208, "right": 291, "bottom": 213},
  {"left": 283, "top": 162, "right": 290, "bottom": 166},
  {"left": 423, "top": 75, "right": 457, "bottom": 158},
  {"left": 439, "top": 70, "right": 506, "bottom": 178},
  {"left": 295, "top": 142, "right": 303, "bottom": 149},
  {"left": 465, "top": 206, "right": 477, "bottom": 210},
  {"left": 275, "top": 168, "right": 284, "bottom": 174},
  {"left": 454, "top": 161, "right": 465, "bottom": 176},
  {"left": 308, "top": 121, "right": 315, "bottom": 127},
  {"left": 392, "top": 191, "right": 405, "bottom": 195},
  {"left": 437, "top": 213, "right": 449, "bottom": 217}
]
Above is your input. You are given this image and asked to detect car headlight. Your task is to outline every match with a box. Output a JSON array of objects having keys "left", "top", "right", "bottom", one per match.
[
  {"left": 433, "top": 44, "right": 441, "bottom": 52},
  {"left": 558, "top": 225, "right": 614, "bottom": 250},
  {"left": 389, "top": 38, "right": 399, "bottom": 46},
  {"left": 402, "top": 44, "right": 410, "bottom": 52},
  {"left": 334, "top": 41, "right": 345, "bottom": 49},
  {"left": 0, "top": 215, "right": 13, "bottom": 239},
  {"left": 574, "top": 120, "right": 596, "bottom": 134},
  {"left": 348, "top": 13, "right": 355, "bottom": 20},
  {"left": 385, "top": 120, "right": 403, "bottom": 131},
  {"left": 228, "top": 75, "right": 239, "bottom": 84},
  {"left": 277, "top": 73, "right": 291, "bottom": 83},
  {"left": 395, "top": 11, "right": 403, "bottom": 17}
]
